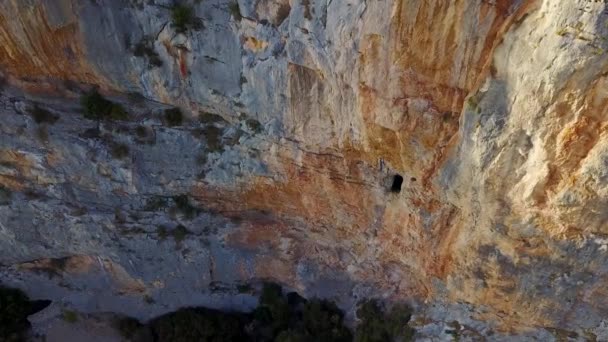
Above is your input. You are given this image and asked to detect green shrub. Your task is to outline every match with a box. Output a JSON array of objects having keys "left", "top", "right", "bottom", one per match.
[
  {"left": 171, "top": 5, "right": 201, "bottom": 33},
  {"left": 246, "top": 118, "right": 263, "bottom": 133},
  {"left": 199, "top": 111, "right": 227, "bottom": 125},
  {"left": 144, "top": 196, "right": 168, "bottom": 211},
  {"left": 110, "top": 142, "right": 130, "bottom": 160},
  {"left": 228, "top": 2, "right": 242, "bottom": 21},
  {"left": 172, "top": 194, "right": 198, "bottom": 219},
  {"left": 115, "top": 316, "right": 143, "bottom": 340},
  {"left": 172, "top": 224, "right": 190, "bottom": 244},
  {"left": 236, "top": 283, "right": 252, "bottom": 294},
  {"left": 110, "top": 284, "right": 394, "bottom": 342},
  {"left": 135, "top": 125, "right": 148, "bottom": 138},
  {"left": 149, "top": 308, "right": 248, "bottom": 341},
  {"left": 109, "top": 103, "right": 128, "bottom": 121},
  {"left": 81, "top": 90, "right": 129, "bottom": 121},
  {"left": 156, "top": 224, "right": 190, "bottom": 244},
  {"left": 127, "top": 91, "right": 146, "bottom": 104},
  {"left": 0, "top": 186, "right": 12, "bottom": 205},
  {"left": 164, "top": 108, "right": 183, "bottom": 126},
  {"left": 36, "top": 126, "right": 49, "bottom": 142},
  {"left": 30, "top": 105, "right": 59, "bottom": 124},
  {"left": 355, "top": 299, "right": 415, "bottom": 342},
  {"left": 62, "top": 310, "right": 78, "bottom": 323},
  {"left": 133, "top": 37, "right": 162, "bottom": 68},
  {"left": 201, "top": 126, "right": 224, "bottom": 152},
  {"left": 301, "top": 299, "right": 352, "bottom": 342},
  {"left": 156, "top": 225, "right": 169, "bottom": 240},
  {"left": 0, "top": 287, "right": 32, "bottom": 341},
  {"left": 258, "top": 282, "right": 290, "bottom": 333}
]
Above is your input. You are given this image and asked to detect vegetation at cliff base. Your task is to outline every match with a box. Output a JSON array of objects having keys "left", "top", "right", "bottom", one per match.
[
  {"left": 355, "top": 299, "right": 415, "bottom": 342},
  {"left": 115, "top": 283, "right": 415, "bottom": 342},
  {"left": 0, "top": 286, "right": 51, "bottom": 341}
]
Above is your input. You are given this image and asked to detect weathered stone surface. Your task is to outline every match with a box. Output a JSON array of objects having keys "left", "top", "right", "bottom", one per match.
[{"left": 2, "top": 0, "right": 608, "bottom": 339}]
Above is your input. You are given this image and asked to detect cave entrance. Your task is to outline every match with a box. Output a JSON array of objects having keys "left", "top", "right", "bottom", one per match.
[{"left": 391, "top": 174, "right": 403, "bottom": 193}]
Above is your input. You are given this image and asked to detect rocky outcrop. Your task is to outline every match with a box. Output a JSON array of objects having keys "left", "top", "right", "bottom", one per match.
[{"left": 2, "top": 0, "right": 608, "bottom": 339}]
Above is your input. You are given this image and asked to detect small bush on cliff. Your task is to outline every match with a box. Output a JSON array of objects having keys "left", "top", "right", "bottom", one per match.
[
  {"left": 201, "top": 125, "right": 224, "bottom": 152},
  {"left": 0, "top": 186, "right": 12, "bottom": 205},
  {"left": 172, "top": 194, "right": 198, "bottom": 219},
  {"left": 171, "top": 5, "right": 201, "bottom": 33},
  {"left": 228, "top": 2, "right": 242, "bottom": 21},
  {"left": 164, "top": 107, "right": 183, "bottom": 126},
  {"left": 81, "top": 90, "right": 129, "bottom": 121},
  {"left": 133, "top": 37, "right": 162, "bottom": 68},
  {"left": 110, "top": 142, "right": 130, "bottom": 160},
  {"left": 29, "top": 105, "right": 59, "bottom": 125},
  {"left": 61, "top": 310, "right": 78, "bottom": 323}
]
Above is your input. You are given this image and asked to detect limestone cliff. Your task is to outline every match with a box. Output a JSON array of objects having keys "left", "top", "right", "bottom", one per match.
[{"left": 2, "top": 0, "right": 608, "bottom": 339}]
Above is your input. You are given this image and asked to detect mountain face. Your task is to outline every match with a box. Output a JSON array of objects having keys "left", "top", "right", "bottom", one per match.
[{"left": 2, "top": 0, "right": 608, "bottom": 339}]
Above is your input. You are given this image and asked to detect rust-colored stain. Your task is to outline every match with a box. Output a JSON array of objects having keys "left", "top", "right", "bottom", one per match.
[{"left": 179, "top": 50, "right": 188, "bottom": 78}]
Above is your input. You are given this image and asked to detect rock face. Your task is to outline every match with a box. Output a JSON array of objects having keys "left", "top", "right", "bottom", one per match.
[{"left": 2, "top": 0, "right": 608, "bottom": 339}]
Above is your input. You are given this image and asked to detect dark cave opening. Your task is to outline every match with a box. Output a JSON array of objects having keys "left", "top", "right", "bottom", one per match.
[{"left": 391, "top": 174, "right": 403, "bottom": 193}]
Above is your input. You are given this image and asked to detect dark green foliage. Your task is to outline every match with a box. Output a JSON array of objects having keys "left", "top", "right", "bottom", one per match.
[
  {"left": 258, "top": 282, "right": 291, "bottom": 333},
  {"left": 109, "top": 104, "right": 129, "bottom": 121},
  {"left": 134, "top": 125, "right": 155, "bottom": 145},
  {"left": 172, "top": 194, "right": 198, "bottom": 219},
  {"left": 36, "top": 126, "right": 49, "bottom": 142},
  {"left": 228, "top": 2, "right": 242, "bottom": 21},
  {"left": 143, "top": 295, "right": 155, "bottom": 305},
  {"left": 0, "top": 287, "right": 50, "bottom": 341},
  {"left": 171, "top": 5, "right": 201, "bottom": 33},
  {"left": 133, "top": 37, "right": 162, "bottom": 68},
  {"left": 81, "top": 90, "right": 109, "bottom": 120},
  {"left": 164, "top": 108, "right": 183, "bottom": 126},
  {"left": 81, "top": 90, "right": 129, "bottom": 121},
  {"left": 116, "top": 316, "right": 143, "bottom": 340},
  {"left": 276, "top": 329, "right": 310, "bottom": 342},
  {"left": 135, "top": 125, "right": 148, "bottom": 138},
  {"left": 172, "top": 224, "right": 190, "bottom": 244},
  {"left": 156, "top": 224, "right": 190, "bottom": 244},
  {"left": 62, "top": 310, "right": 78, "bottom": 323},
  {"left": 249, "top": 283, "right": 352, "bottom": 342},
  {"left": 156, "top": 225, "right": 169, "bottom": 240},
  {"left": 301, "top": 300, "right": 351, "bottom": 342},
  {"left": 30, "top": 105, "right": 59, "bottom": 124},
  {"left": 246, "top": 118, "right": 263, "bottom": 133},
  {"left": 355, "top": 300, "right": 414, "bottom": 342},
  {"left": 127, "top": 92, "right": 146, "bottom": 104},
  {"left": 0, "top": 186, "right": 12, "bottom": 205},
  {"left": 110, "top": 142, "right": 130, "bottom": 160},
  {"left": 199, "top": 111, "right": 227, "bottom": 125},
  {"left": 114, "top": 283, "right": 358, "bottom": 342},
  {"left": 202, "top": 126, "right": 224, "bottom": 152},
  {"left": 0, "top": 287, "right": 32, "bottom": 341},
  {"left": 149, "top": 307, "right": 248, "bottom": 342},
  {"left": 236, "top": 283, "right": 252, "bottom": 294},
  {"left": 144, "top": 196, "right": 168, "bottom": 211}
]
